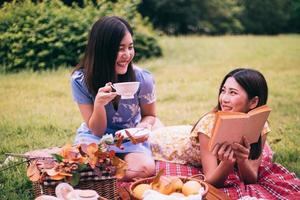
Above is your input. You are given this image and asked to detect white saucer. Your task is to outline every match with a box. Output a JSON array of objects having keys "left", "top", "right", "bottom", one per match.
[
  {"left": 116, "top": 128, "right": 151, "bottom": 139},
  {"left": 35, "top": 195, "right": 59, "bottom": 200},
  {"left": 120, "top": 95, "right": 134, "bottom": 99}
]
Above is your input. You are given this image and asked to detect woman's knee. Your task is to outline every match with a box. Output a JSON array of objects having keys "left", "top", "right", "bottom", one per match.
[
  {"left": 125, "top": 153, "right": 155, "bottom": 178},
  {"left": 140, "top": 158, "right": 155, "bottom": 177}
]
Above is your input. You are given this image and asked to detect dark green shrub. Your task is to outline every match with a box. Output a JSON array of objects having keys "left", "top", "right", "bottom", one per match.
[
  {"left": 138, "top": 0, "right": 300, "bottom": 35},
  {"left": 138, "top": 0, "right": 244, "bottom": 35},
  {"left": 0, "top": 0, "right": 162, "bottom": 72},
  {"left": 133, "top": 32, "right": 162, "bottom": 61},
  {"left": 287, "top": 0, "right": 300, "bottom": 33},
  {"left": 239, "top": 0, "right": 291, "bottom": 34}
]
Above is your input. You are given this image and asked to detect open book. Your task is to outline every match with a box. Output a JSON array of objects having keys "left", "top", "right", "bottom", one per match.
[{"left": 209, "top": 105, "right": 271, "bottom": 151}]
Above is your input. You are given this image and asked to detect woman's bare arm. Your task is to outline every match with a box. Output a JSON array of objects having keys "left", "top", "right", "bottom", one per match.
[
  {"left": 77, "top": 85, "right": 117, "bottom": 136},
  {"left": 199, "top": 134, "right": 235, "bottom": 187},
  {"left": 233, "top": 135, "right": 267, "bottom": 184}
]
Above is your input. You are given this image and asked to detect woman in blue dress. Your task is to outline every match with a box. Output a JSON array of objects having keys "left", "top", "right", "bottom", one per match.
[{"left": 70, "top": 16, "right": 163, "bottom": 181}]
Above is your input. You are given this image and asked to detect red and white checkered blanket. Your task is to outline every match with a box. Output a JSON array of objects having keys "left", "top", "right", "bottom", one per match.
[{"left": 119, "top": 144, "right": 300, "bottom": 199}]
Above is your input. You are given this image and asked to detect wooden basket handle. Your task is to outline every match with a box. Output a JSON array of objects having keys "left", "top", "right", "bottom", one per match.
[
  {"left": 190, "top": 174, "right": 206, "bottom": 181},
  {"left": 118, "top": 187, "right": 131, "bottom": 200},
  {"left": 132, "top": 177, "right": 140, "bottom": 182}
]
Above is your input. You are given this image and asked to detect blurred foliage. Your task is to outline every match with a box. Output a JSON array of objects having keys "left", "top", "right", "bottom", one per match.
[
  {"left": 0, "top": 0, "right": 162, "bottom": 72},
  {"left": 1, "top": 0, "right": 299, "bottom": 35},
  {"left": 138, "top": 0, "right": 300, "bottom": 35},
  {"left": 287, "top": 0, "right": 300, "bottom": 32},
  {"left": 138, "top": 0, "right": 244, "bottom": 35},
  {"left": 239, "top": 0, "right": 291, "bottom": 34}
]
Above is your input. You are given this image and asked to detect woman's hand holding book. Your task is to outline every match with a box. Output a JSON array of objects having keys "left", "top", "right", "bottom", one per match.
[
  {"left": 212, "top": 142, "right": 236, "bottom": 163},
  {"left": 232, "top": 136, "right": 251, "bottom": 163}
]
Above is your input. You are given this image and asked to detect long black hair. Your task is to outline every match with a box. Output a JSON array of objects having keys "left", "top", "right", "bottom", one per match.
[
  {"left": 73, "top": 16, "right": 136, "bottom": 96},
  {"left": 217, "top": 68, "right": 269, "bottom": 159}
]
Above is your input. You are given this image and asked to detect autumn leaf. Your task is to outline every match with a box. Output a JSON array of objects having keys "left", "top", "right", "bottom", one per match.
[
  {"left": 59, "top": 172, "right": 73, "bottom": 177},
  {"left": 66, "top": 151, "right": 79, "bottom": 161},
  {"left": 45, "top": 168, "right": 60, "bottom": 176},
  {"left": 77, "top": 156, "right": 88, "bottom": 164},
  {"left": 111, "top": 156, "right": 127, "bottom": 179},
  {"left": 27, "top": 160, "right": 41, "bottom": 182},
  {"left": 27, "top": 160, "right": 37, "bottom": 177},
  {"left": 86, "top": 143, "right": 99, "bottom": 168},
  {"left": 108, "top": 150, "right": 115, "bottom": 159},
  {"left": 79, "top": 143, "right": 88, "bottom": 155},
  {"left": 114, "top": 135, "right": 124, "bottom": 149},
  {"left": 125, "top": 130, "right": 137, "bottom": 144},
  {"left": 88, "top": 157, "right": 98, "bottom": 169},
  {"left": 60, "top": 144, "right": 74, "bottom": 158},
  {"left": 87, "top": 143, "right": 98, "bottom": 155},
  {"left": 50, "top": 174, "right": 66, "bottom": 181},
  {"left": 28, "top": 137, "right": 128, "bottom": 183},
  {"left": 49, "top": 171, "right": 72, "bottom": 181},
  {"left": 60, "top": 144, "right": 83, "bottom": 163},
  {"left": 152, "top": 168, "right": 165, "bottom": 186}
]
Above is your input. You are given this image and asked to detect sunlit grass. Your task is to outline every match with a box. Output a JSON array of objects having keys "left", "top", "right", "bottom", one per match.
[{"left": 0, "top": 35, "right": 299, "bottom": 199}]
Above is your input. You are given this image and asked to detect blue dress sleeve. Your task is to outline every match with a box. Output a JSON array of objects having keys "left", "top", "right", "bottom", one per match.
[
  {"left": 135, "top": 67, "right": 156, "bottom": 104},
  {"left": 70, "top": 70, "right": 93, "bottom": 104}
]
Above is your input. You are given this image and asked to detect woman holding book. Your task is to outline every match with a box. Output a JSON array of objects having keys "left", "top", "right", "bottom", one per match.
[
  {"left": 193, "top": 68, "right": 270, "bottom": 187},
  {"left": 150, "top": 68, "right": 270, "bottom": 187},
  {"left": 70, "top": 16, "right": 163, "bottom": 181}
]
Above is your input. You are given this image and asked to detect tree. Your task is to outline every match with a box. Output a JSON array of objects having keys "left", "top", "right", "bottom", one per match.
[
  {"left": 239, "top": 0, "right": 290, "bottom": 34},
  {"left": 138, "top": 0, "right": 243, "bottom": 35},
  {"left": 287, "top": 0, "right": 300, "bottom": 33}
]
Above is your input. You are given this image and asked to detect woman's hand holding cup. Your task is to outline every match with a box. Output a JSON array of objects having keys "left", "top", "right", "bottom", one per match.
[{"left": 95, "top": 83, "right": 117, "bottom": 106}]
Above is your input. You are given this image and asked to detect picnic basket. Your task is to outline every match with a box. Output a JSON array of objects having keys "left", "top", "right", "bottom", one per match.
[
  {"left": 129, "top": 174, "right": 208, "bottom": 200},
  {"left": 25, "top": 140, "right": 126, "bottom": 200},
  {"left": 31, "top": 166, "right": 118, "bottom": 199}
]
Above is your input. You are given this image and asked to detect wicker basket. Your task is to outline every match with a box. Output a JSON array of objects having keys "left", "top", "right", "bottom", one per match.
[
  {"left": 129, "top": 175, "right": 208, "bottom": 200},
  {"left": 32, "top": 170, "right": 118, "bottom": 200}
]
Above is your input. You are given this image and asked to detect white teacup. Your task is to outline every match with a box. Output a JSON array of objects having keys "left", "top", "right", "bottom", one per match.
[{"left": 112, "top": 82, "right": 140, "bottom": 99}]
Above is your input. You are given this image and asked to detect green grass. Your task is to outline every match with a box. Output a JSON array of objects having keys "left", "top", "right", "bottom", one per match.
[{"left": 1, "top": 35, "right": 300, "bottom": 199}]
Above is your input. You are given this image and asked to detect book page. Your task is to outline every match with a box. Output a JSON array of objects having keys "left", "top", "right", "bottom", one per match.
[
  {"left": 209, "top": 106, "right": 271, "bottom": 151},
  {"left": 248, "top": 105, "right": 270, "bottom": 115},
  {"left": 245, "top": 109, "right": 271, "bottom": 143},
  {"left": 209, "top": 117, "right": 248, "bottom": 150}
]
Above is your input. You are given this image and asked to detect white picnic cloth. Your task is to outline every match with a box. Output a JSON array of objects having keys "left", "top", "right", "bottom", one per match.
[{"left": 143, "top": 188, "right": 204, "bottom": 200}]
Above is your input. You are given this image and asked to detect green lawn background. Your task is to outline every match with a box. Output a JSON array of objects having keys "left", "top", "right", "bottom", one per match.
[{"left": 0, "top": 35, "right": 299, "bottom": 199}]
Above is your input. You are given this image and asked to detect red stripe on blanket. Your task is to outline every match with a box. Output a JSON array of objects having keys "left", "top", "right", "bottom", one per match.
[{"left": 155, "top": 160, "right": 201, "bottom": 177}]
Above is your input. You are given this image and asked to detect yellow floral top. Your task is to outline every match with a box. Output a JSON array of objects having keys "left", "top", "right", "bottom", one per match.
[
  {"left": 149, "top": 125, "right": 199, "bottom": 165},
  {"left": 149, "top": 112, "right": 270, "bottom": 166}
]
